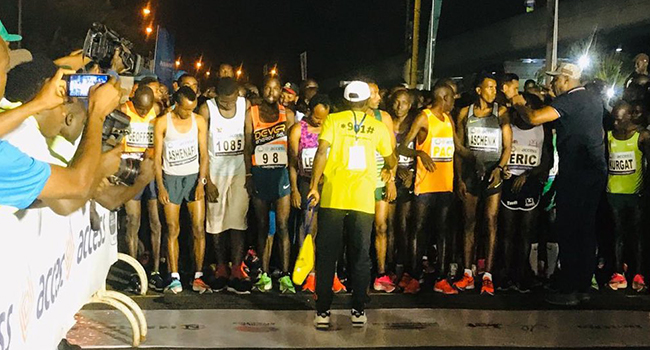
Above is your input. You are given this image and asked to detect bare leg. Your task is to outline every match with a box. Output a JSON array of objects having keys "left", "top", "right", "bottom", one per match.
[
  {"left": 164, "top": 203, "right": 182, "bottom": 274},
  {"left": 252, "top": 197, "right": 271, "bottom": 272},
  {"left": 187, "top": 199, "right": 206, "bottom": 275},
  {"left": 461, "top": 194, "right": 479, "bottom": 269},
  {"left": 124, "top": 200, "right": 141, "bottom": 259},
  {"left": 147, "top": 199, "right": 163, "bottom": 273},
  {"left": 374, "top": 200, "right": 389, "bottom": 275},
  {"left": 386, "top": 202, "right": 397, "bottom": 271},
  {"left": 484, "top": 193, "right": 502, "bottom": 273},
  {"left": 275, "top": 195, "right": 292, "bottom": 273}
]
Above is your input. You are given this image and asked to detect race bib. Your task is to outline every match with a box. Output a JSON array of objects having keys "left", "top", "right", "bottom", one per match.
[
  {"left": 301, "top": 147, "right": 317, "bottom": 171},
  {"left": 430, "top": 137, "right": 454, "bottom": 162},
  {"left": 348, "top": 145, "right": 367, "bottom": 170},
  {"left": 126, "top": 122, "right": 154, "bottom": 149},
  {"left": 165, "top": 138, "right": 198, "bottom": 167},
  {"left": 211, "top": 134, "right": 244, "bottom": 156},
  {"left": 399, "top": 141, "right": 415, "bottom": 167},
  {"left": 468, "top": 127, "right": 500, "bottom": 153},
  {"left": 255, "top": 143, "right": 288, "bottom": 166},
  {"left": 609, "top": 151, "right": 636, "bottom": 175},
  {"left": 509, "top": 144, "right": 541, "bottom": 170}
]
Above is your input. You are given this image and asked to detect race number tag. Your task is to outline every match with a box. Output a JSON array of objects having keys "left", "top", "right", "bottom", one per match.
[
  {"left": 211, "top": 134, "right": 244, "bottom": 156},
  {"left": 609, "top": 151, "right": 636, "bottom": 175},
  {"left": 430, "top": 137, "right": 454, "bottom": 162},
  {"left": 398, "top": 141, "right": 415, "bottom": 167},
  {"left": 255, "top": 143, "right": 288, "bottom": 166},
  {"left": 165, "top": 138, "right": 198, "bottom": 167},
  {"left": 348, "top": 145, "right": 367, "bottom": 170},
  {"left": 301, "top": 148, "right": 317, "bottom": 171},
  {"left": 509, "top": 144, "right": 541, "bottom": 171},
  {"left": 126, "top": 122, "right": 154, "bottom": 148},
  {"left": 468, "top": 127, "right": 500, "bottom": 153}
]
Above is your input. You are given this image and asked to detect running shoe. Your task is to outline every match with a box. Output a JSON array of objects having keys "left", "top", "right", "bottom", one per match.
[
  {"left": 255, "top": 272, "right": 272, "bottom": 292},
  {"left": 314, "top": 311, "right": 331, "bottom": 330},
  {"left": 192, "top": 277, "right": 213, "bottom": 294},
  {"left": 481, "top": 276, "right": 494, "bottom": 296},
  {"left": 497, "top": 278, "right": 515, "bottom": 292},
  {"left": 608, "top": 273, "right": 627, "bottom": 290},
  {"left": 453, "top": 270, "right": 475, "bottom": 291},
  {"left": 434, "top": 279, "right": 458, "bottom": 295},
  {"left": 244, "top": 249, "right": 261, "bottom": 280},
  {"left": 227, "top": 278, "right": 253, "bottom": 295},
  {"left": 403, "top": 278, "right": 421, "bottom": 294},
  {"left": 332, "top": 274, "right": 347, "bottom": 293},
  {"left": 302, "top": 273, "right": 316, "bottom": 293},
  {"left": 373, "top": 275, "right": 396, "bottom": 293},
  {"left": 124, "top": 274, "right": 141, "bottom": 294},
  {"left": 591, "top": 274, "right": 600, "bottom": 290},
  {"left": 398, "top": 273, "right": 414, "bottom": 289},
  {"left": 351, "top": 309, "right": 367, "bottom": 327},
  {"left": 148, "top": 272, "right": 165, "bottom": 293},
  {"left": 164, "top": 279, "right": 183, "bottom": 294},
  {"left": 632, "top": 274, "right": 646, "bottom": 293},
  {"left": 279, "top": 275, "right": 296, "bottom": 294}
]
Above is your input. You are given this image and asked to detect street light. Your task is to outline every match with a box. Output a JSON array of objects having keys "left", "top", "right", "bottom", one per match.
[
  {"left": 175, "top": 59, "right": 181, "bottom": 68},
  {"left": 145, "top": 26, "right": 153, "bottom": 35},
  {"left": 578, "top": 54, "right": 591, "bottom": 70},
  {"left": 206, "top": 71, "right": 211, "bottom": 77},
  {"left": 142, "top": 8, "right": 151, "bottom": 16},
  {"left": 196, "top": 61, "right": 203, "bottom": 70},
  {"left": 270, "top": 65, "right": 278, "bottom": 76}
]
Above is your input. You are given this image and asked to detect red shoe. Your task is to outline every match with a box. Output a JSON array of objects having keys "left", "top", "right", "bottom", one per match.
[
  {"left": 453, "top": 271, "right": 475, "bottom": 291},
  {"left": 332, "top": 274, "right": 347, "bottom": 293},
  {"left": 232, "top": 262, "right": 249, "bottom": 279},
  {"left": 398, "top": 273, "right": 414, "bottom": 289},
  {"left": 373, "top": 275, "right": 396, "bottom": 293},
  {"left": 608, "top": 273, "right": 628, "bottom": 290},
  {"left": 481, "top": 276, "right": 494, "bottom": 296},
  {"left": 302, "top": 273, "right": 316, "bottom": 293},
  {"left": 403, "top": 278, "right": 421, "bottom": 294},
  {"left": 434, "top": 279, "right": 458, "bottom": 295},
  {"left": 632, "top": 274, "right": 646, "bottom": 292}
]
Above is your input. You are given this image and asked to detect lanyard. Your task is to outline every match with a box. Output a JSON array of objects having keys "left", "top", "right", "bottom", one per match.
[{"left": 352, "top": 111, "right": 367, "bottom": 141}]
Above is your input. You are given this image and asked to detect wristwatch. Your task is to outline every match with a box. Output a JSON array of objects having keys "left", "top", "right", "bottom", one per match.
[{"left": 199, "top": 177, "right": 207, "bottom": 185}]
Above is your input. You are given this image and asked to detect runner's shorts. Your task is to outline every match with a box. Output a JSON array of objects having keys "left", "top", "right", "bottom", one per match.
[
  {"left": 163, "top": 173, "right": 199, "bottom": 205},
  {"left": 207, "top": 172, "right": 249, "bottom": 234},
  {"left": 133, "top": 180, "right": 157, "bottom": 201},
  {"left": 252, "top": 166, "right": 290, "bottom": 201},
  {"left": 500, "top": 176, "right": 543, "bottom": 211},
  {"left": 395, "top": 172, "right": 415, "bottom": 203}
]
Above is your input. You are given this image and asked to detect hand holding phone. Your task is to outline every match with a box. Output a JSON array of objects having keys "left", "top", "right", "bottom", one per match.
[{"left": 65, "top": 74, "right": 110, "bottom": 98}]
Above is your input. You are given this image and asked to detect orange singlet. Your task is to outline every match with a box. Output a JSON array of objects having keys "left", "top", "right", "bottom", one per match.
[
  {"left": 123, "top": 101, "right": 157, "bottom": 154},
  {"left": 414, "top": 109, "right": 455, "bottom": 194},
  {"left": 251, "top": 104, "right": 288, "bottom": 168}
]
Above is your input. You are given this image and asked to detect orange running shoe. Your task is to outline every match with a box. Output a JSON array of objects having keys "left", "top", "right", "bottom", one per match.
[
  {"left": 434, "top": 279, "right": 459, "bottom": 295},
  {"left": 403, "top": 278, "right": 421, "bottom": 294},
  {"left": 398, "top": 273, "right": 414, "bottom": 290},
  {"left": 302, "top": 273, "right": 316, "bottom": 293},
  {"left": 481, "top": 276, "right": 494, "bottom": 296},
  {"left": 453, "top": 270, "right": 475, "bottom": 291},
  {"left": 332, "top": 274, "right": 347, "bottom": 293}
]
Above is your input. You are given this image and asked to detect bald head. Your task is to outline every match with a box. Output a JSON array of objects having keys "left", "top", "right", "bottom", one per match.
[
  {"left": 432, "top": 83, "right": 455, "bottom": 112},
  {"left": 132, "top": 85, "right": 154, "bottom": 116}
]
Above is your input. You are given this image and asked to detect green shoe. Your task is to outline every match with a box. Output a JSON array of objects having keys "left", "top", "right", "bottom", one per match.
[
  {"left": 279, "top": 275, "right": 296, "bottom": 294},
  {"left": 255, "top": 272, "right": 272, "bottom": 292},
  {"left": 591, "top": 274, "right": 599, "bottom": 291}
]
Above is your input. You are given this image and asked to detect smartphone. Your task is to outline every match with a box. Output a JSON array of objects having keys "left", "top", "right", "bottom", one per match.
[{"left": 65, "top": 74, "right": 109, "bottom": 98}]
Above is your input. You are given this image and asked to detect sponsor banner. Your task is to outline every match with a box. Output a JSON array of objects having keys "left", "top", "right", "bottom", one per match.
[{"left": 0, "top": 203, "right": 117, "bottom": 350}]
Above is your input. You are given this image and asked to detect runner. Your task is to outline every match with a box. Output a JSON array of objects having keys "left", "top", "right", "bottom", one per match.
[
  {"left": 288, "top": 94, "right": 346, "bottom": 293},
  {"left": 454, "top": 73, "right": 512, "bottom": 296},
  {"left": 606, "top": 101, "right": 650, "bottom": 292},
  {"left": 247, "top": 76, "right": 296, "bottom": 293},
  {"left": 397, "top": 83, "right": 459, "bottom": 294},
  {"left": 119, "top": 86, "right": 165, "bottom": 292},
  {"left": 308, "top": 81, "right": 396, "bottom": 329},
  {"left": 199, "top": 78, "right": 252, "bottom": 294},
  {"left": 367, "top": 82, "right": 397, "bottom": 293},
  {"left": 154, "top": 86, "right": 211, "bottom": 294},
  {"left": 281, "top": 82, "right": 304, "bottom": 121},
  {"left": 500, "top": 86, "right": 552, "bottom": 292}
]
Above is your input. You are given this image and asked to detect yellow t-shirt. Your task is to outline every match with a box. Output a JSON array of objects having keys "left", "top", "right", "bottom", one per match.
[{"left": 319, "top": 110, "right": 392, "bottom": 214}]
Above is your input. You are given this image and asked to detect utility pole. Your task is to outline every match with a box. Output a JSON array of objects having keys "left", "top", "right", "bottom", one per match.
[
  {"left": 423, "top": 0, "right": 443, "bottom": 90},
  {"left": 544, "top": 0, "right": 558, "bottom": 85},
  {"left": 409, "top": 0, "right": 421, "bottom": 88},
  {"left": 17, "top": 0, "right": 22, "bottom": 48}
]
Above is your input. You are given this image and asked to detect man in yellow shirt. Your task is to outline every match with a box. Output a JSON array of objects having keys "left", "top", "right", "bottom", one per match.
[{"left": 308, "top": 81, "right": 396, "bottom": 329}]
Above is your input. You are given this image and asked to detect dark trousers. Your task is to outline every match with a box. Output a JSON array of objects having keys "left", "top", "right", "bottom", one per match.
[
  {"left": 555, "top": 174, "right": 606, "bottom": 294},
  {"left": 316, "top": 208, "right": 373, "bottom": 313}
]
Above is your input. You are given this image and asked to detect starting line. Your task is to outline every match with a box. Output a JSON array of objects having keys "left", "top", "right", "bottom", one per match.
[{"left": 68, "top": 308, "right": 650, "bottom": 348}]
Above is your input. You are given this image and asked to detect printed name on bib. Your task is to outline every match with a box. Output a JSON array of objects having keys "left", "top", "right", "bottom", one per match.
[
  {"left": 255, "top": 143, "right": 288, "bottom": 166},
  {"left": 508, "top": 145, "right": 541, "bottom": 170},
  {"left": 212, "top": 134, "right": 244, "bottom": 156},
  {"left": 126, "top": 123, "right": 154, "bottom": 148},
  {"left": 468, "top": 127, "right": 500, "bottom": 152},
  {"left": 301, "top": 148, "right": 317, "bottom": 171},
  {"left": 165, "top": 138, "right": 198, "bottom": 167},
  {"left": 609, "top": 151, "right": 636, "bottom": 175},
  {"left": 430, "top": 137, "right": 454, "bottom": 162}
]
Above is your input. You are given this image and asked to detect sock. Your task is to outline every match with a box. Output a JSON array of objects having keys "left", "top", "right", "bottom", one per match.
[
  {"left": 195, "top": 271, "right": 203, "bottom": 279},
  {"left": 464, "top": 268, "right": 473, "bottom": 277},
  {"left": 483, "top": 272, "right": 493, "bottom": 280},
  {"left": 171, "top": 272, "right": 180, "bottom": 280},
  {"left": 529, "top": 243, "right": 539, "bottom": 276}
]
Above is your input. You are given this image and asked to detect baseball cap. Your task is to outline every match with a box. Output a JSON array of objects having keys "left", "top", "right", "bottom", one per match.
[
  {"left": 8, "top": 49, "right": 32, "bottom": 70},
  {"left": 282, "top": 82, "right": 299, "bottom": 95},
  {"left": 0, "top": 20, "right": 21, "bottom": 42},
  {"left": 343, "top": 81, "right": 371, "bottom": 102},
  {"left": 546, "top": 63, "right": 582, "bottom": 80}
]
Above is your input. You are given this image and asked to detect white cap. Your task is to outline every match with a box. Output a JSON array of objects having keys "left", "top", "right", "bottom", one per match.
[
  {"left": 344, "top": 81, "right": 371, "bottom": 102},
  {"left": 546, "top": 63, "right": 582, "bottom": 80}
]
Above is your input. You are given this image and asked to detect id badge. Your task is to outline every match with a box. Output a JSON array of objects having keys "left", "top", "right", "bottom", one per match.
[{"left": 348, "top": 145, "right": 366, "bottom": 170}]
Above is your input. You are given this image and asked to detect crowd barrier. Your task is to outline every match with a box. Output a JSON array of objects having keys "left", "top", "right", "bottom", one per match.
[{"left": 0, "top": 203, "right": 146, "bottom": 350}]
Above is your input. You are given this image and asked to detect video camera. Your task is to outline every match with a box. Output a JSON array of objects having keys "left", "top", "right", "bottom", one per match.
[
  {"left": 83, "top": 23, "right": 149, "bottom": 76},
  {"left": 101, "top": 110, "right": 141, "bottom": 186}
]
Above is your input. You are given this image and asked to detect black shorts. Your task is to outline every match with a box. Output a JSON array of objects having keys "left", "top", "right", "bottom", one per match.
[
  {"left": 395, "top": 171, "right": 414, "bottom": 203},
  {"left": 500, "top": 176, "right": 543, "bottom": 211},
  {"left": 252, "top": 167, "right": 290, "bottom": 201},
  {"left": 461, "top": 164, "right": 502, "bottom": 198}
]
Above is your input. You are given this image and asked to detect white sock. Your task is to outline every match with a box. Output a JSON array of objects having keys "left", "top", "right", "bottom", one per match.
[
  {"left": 464, "top": 269, "right": 473, "bottom": 277},
  {"left": 529, "top": 243, "right": 539, "bottom": 276},
  {"left": 483, "top": 272, "right": 493, "bottom": 280},
  {"left": 195, "top": 271, "right": 203, "bottom": 279},
  {"left": 171, "top": 272, "right": 180, "bottom": 280}
]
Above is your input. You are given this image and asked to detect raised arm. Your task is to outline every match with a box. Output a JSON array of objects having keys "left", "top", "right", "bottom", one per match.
[{"left": 511, "top": 94, "right": 559, "bottom": 126}]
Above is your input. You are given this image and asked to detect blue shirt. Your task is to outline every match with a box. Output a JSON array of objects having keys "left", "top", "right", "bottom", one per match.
[{"left": 0, "top": 140, "right": 51, "bottom": 209}]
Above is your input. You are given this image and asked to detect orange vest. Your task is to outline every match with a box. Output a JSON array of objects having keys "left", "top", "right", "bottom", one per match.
[
  {"left": 251, "top": 104, "right": 288, "bottom": 168},
  {"left": 123, "top": 101, "right": 157, "bottom": 154},
  {"left": 414, "top": 109, "right": 454, "bottom": 194}
]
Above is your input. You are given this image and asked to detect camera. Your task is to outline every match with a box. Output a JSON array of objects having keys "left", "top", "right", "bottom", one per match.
[
  {"left": 83, "top": 23, "right": 149, "bottom": 76},
  {"left": 101, "top": 110, "right": 141, "bottom": 186}
]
